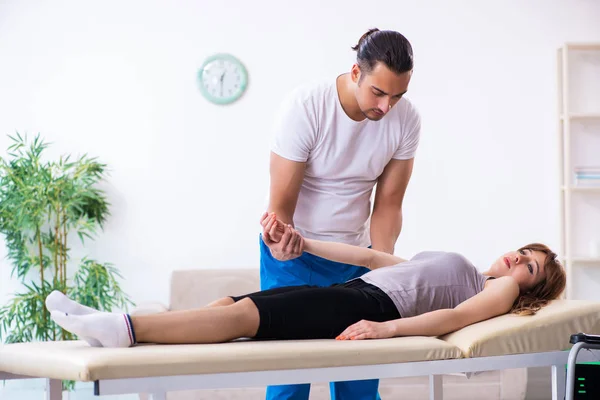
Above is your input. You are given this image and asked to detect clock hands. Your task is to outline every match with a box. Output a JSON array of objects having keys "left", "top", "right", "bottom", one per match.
[{"left": 219, "top": 70, "right": 225, "bottom": 97}]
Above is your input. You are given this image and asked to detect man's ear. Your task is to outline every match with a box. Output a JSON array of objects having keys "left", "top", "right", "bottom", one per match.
[{"left": 350, "top": 64, "right": 361, "bottom": 84}]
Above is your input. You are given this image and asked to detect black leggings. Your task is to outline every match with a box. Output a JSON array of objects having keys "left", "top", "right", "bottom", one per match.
[{"left": 230, "top": 279, "right": 400, "bottom": 340}]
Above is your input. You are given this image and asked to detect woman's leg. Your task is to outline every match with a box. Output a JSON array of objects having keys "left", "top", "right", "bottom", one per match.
[
  {"left": 133, "top": 285, "right": 314, "bottom": 343},
  {"left": 205, "top": 297, "right": 235, "bottom": 307},
  {"left": 241, "top": 282, "right": 398, "bottom": 340},
  {"left": 133, "top": 298, "right": 259, "bottom": 344},
  {"left": 205, "top": 285, "right": 312, "bottom": 308},
  {"left": 50, "top": 298, "right": 260, "bottom": 347}
]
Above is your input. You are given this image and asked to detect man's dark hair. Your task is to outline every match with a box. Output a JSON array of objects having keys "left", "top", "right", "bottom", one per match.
[{"left": 351, "top": 28, "right": 413, "bottom": 76}]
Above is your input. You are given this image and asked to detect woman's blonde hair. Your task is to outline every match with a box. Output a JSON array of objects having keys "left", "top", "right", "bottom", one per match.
[{"left": 510, "top": 243, "right": 566, "bottom": 316}]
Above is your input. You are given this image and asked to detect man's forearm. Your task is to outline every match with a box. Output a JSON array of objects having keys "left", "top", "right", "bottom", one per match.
[
  {"left": 370, "top": 206, "right": 402, "bottom": 254},
  {"left": 267, "top": 207, "right": 294, "bottom": 226}
]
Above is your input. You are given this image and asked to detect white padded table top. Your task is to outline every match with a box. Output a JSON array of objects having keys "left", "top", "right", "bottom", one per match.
[{"left": 0, "top": 336, "right": 460, "bottom": 381}]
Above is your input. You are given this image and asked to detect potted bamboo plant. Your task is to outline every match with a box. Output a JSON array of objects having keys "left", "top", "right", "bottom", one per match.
[{"left": 0, "top": 133, "right": 133, "bottom": 390}]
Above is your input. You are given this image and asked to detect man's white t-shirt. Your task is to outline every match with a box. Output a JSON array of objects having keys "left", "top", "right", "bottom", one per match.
[{"left": 271, "top": 78, "right": 421, "bottom": 247}]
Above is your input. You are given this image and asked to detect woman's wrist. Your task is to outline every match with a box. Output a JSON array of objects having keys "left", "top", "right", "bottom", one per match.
[
  {"left": 384, "top": 320, "right": 400, "bottom": 337},
  {"left": 303, "top": 238, "right": 314, "bottom": 251}
]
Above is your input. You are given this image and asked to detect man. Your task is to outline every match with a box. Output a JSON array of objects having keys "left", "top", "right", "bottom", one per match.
[{"left": 261, "top": 28, "right": 421, "bottom": 400}]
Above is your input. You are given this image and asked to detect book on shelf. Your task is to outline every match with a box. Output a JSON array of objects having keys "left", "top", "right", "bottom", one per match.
[
  {"left": 574, "top": 166, "right": 600, "bottom": 187},
  {"left": 574, "top": 166, "right": 600, "bottom": 173}
]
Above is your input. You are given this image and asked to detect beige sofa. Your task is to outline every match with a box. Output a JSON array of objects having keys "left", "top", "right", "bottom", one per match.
[{"left": 135, "top": 268, "right": 530, "bottom": 400}]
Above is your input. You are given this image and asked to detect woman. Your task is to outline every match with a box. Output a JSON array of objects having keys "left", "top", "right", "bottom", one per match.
[{"left": 46, "top": 213, "right": 566, "bottom": 348}]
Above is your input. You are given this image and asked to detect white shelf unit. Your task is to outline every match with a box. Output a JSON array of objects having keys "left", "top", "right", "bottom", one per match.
[
  {"left": 561, "top": 186, "right": 600, "bottom": 193},
  {"left": 557, "top": 43, "right": 600, "bottom": 299},
  {"left": 560, "top": 114, "right": 600, "bottom": 120}
]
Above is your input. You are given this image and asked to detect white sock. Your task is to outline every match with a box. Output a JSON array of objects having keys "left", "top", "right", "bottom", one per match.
[
  {"left": 50, "top": 310, "right": 136, "bottom": 348},
  {"left": 45, "top": 290, "right": 100, "bottom": 315},
  {"left": 45, "top": 291, "right": 102, "bottom": 347}
]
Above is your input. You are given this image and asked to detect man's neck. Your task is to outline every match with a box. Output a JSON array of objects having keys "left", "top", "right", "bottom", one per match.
[{"left": 336, "top": 74, "right": 365, "bottom": 122}]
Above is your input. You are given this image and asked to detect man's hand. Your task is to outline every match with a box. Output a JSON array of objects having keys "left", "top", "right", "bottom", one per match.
[
  {"left": 335, "top": 320, "right": 395, "bottom": 341},
  {"left": 260, "top": 212, "right": 304, "bottom": 261}
]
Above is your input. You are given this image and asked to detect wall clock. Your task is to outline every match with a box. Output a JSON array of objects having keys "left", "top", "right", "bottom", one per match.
[{"left": 198, "top": 53, "right": 248, "bottom": 105}]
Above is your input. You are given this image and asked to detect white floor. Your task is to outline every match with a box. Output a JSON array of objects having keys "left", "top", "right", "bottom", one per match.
[{"left": 0, "top": 379, "right": 137, "bottom": 400}]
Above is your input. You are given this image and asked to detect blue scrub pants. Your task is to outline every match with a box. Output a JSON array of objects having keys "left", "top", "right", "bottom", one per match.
[{"left": 259, "top": 235, "right": 382, "bottom": 400}]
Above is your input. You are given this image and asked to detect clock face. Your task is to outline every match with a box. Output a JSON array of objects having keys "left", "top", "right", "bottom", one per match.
[{"left": 198, "top": 54, "right": 248, "bottom": 105}]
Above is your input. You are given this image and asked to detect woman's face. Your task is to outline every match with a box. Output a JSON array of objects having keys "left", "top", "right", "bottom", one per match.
[{"left": 489, "top": 248, "right": 547, "bottom": 292}]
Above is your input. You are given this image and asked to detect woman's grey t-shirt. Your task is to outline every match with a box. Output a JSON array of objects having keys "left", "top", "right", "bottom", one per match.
[{"left": 360, "top": 251, "right": 490, "bottom": 318}]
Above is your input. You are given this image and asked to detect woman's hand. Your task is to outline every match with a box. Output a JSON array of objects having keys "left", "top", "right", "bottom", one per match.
[
  {"left": 260, "top": 212, "right": 285, "bottom": 242},
  {"left": 260, "top": 212, "right": 304, "bottom": 261},
  {"left": 336, "top": 320, "right": 395, "bottom": 341}
]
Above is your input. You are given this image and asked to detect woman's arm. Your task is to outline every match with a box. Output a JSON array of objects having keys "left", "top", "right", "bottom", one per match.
[
  {"left": 303, "top": 238, "right": 406, "bottom": 270},
  {"left": 390, "top": 277, "right": 519, "bottom": 336},
  {"left": 262, "top": 212, "right": 406, "bottom": 269},
  {"left": 337, "top": 276, "right": 519, "bottom": 340}
]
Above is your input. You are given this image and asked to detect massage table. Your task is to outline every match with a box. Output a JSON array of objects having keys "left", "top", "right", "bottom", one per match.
[{"left": 1, "top": 300, "right": 600, "bottom": 400}]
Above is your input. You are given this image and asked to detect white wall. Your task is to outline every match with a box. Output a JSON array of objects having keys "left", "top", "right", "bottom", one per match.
[{"left": 1, "top": 0, "right": 600, "bottom": 318}]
